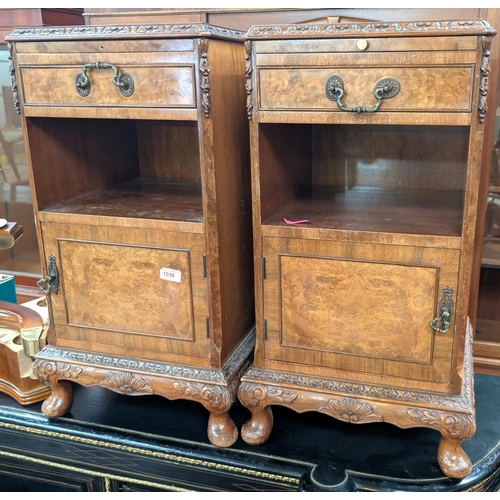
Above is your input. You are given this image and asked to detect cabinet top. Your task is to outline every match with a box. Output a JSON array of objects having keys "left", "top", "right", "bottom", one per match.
[
  {"left": 246, "top": 19, "right": 496, "bottom": 40},
  {"left": 6, "top": 22, "right": 245, "bottom": 42}
]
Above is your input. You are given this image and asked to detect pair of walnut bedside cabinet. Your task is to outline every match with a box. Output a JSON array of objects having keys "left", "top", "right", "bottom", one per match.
[
  {"left": 5, "top": 18, "right": 495, "bottom": 480},
  {"left": 6, "top": 24, "right": 254, "bottom": 448},
  {"left": 236, "top": 19, "right": 496, "bottom": 480}
]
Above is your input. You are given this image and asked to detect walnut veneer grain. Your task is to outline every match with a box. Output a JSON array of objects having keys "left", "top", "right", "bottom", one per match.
[
  {"left": 238, "top": 19, "right": 495, "bottom": 479},
  {"left": 7, "top": 25, "right": 253, "bottom": 447}
]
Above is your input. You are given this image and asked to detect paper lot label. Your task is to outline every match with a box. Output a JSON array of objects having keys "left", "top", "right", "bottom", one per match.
[{"left": 160, "top": 268, "right": 181, "bottom": 283}]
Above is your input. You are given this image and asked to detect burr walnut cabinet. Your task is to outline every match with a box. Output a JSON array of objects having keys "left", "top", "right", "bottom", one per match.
[
  {"left": 237, "top": 19, "right": 496, "bottom": 478},
  {"left": 6, "top": 23, "right": 254, "bottom": 447}
]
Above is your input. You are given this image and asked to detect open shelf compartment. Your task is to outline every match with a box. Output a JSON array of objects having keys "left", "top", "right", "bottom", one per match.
[
  {"left": 258, "top": 123, "right": 469, "bottom": 239},
  {"left": 26, "top": 117, "right": 203, "bottom": 224}
]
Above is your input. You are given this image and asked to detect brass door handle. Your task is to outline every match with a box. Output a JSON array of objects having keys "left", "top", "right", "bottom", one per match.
[
  {"left": 430, "top": 286, "right": 453, "bottom": 334},
  {"left": 37, "top": 254, "right": 59, "bottom": 295},
  {"left": 75, "top": 62, "right": 134, "bottom": 97},
  {"left": 326, "top": 75, "right": 400, "bottom": 113}
]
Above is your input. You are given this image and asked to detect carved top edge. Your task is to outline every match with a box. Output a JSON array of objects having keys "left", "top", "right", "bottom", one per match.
[
  {"left": 246, "top": 20, "right": 496, "bottom": 40},
  {"left": 6, "top": 23, "right": 245, "bottom": 42}
]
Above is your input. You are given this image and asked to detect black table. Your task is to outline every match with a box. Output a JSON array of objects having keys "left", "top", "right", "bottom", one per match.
[{"left": 0, "top": 373, "right": 499, "bottom": 491}]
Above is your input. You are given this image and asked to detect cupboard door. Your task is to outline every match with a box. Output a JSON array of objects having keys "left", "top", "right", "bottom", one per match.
[
  {"left": 262, "top": 237, "right": 460, "bottom": 387},
  {"left": 40, "top": 222, "right": 210, "bottom": 363}
]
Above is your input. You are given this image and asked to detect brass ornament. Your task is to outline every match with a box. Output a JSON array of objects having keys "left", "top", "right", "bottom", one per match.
[
  {"left": 356, "top": 39, "right": 368, "bottom": 50},
  {"left": 325, "top": 75, "right": 400, "bottom": 113},
  {"left": 75, "top": 62, "right": 134, "bottom": 97}
]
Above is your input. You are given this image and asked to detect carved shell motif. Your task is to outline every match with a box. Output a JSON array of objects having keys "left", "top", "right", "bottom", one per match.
[
  {"left": 100, "top": 372, "right": 153, "bottom": 395},
  {"left": 321, "top": 397, "right": 382, "bottom": 424}
]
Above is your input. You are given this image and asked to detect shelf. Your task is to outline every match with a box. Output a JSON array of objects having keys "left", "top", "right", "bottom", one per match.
[
  {"left": 489, "top": 170, "right": 500, "bottom": 193},
  {"left": 0, "top": 250, "right": 42, "bottom": 278},
  {"left": 476, "top": 319, "right": 500, "bottom": 344},
  {"left": 43, "top": 177, "right": 204, "bottom": 223},
  {"left": 482, "top": 239, "right": 500, "bottom": 268},
  {"left": 263, "top": 186, "right": 464, "bottom": 238}
]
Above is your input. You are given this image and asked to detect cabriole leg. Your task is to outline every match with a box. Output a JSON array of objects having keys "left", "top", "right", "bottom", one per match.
[{"left": 238, "top": 382, "right": 274, "bottom": 445}]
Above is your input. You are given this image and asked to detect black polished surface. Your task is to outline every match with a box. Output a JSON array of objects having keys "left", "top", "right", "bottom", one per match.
[{"left": 0, "top": 373, "right": 499, "bottom": 491}]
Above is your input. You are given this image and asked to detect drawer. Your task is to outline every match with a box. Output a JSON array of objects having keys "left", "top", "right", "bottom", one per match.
[
  {"left": 258, "top": 66, "right": 474, "bottom": 114},
  {"left": 20, "top": 62, "right": 196, "bottom": 109}
]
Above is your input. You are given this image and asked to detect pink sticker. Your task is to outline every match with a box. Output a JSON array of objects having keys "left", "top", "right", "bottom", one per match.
[{"left": 284, "top": 218, "right": 309, "bottom": 225}]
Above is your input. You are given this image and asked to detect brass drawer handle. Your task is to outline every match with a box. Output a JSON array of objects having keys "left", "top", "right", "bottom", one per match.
[
  {"left": 326, "top": 75, "right": 400, "bottom": 113},
  {"left": 37, "top": 254, "right": 59, "bottom": 295},
  {"left": 75, "top": 62, "right": 134, "bottom": 98},
  {"left": 430, "top": 286, "right": 453, "bottom": 334}
]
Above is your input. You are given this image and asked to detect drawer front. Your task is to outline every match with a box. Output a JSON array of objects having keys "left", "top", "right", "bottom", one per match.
[
  {"left": 21, "top": 63, "right": 196, "bottom": 108},
  {"left": 262, "top": 236, "right": 460, "bottom": 388},
  {"left": 254, "top": 36, "right": 478, "bottom": 54},
  {"left": 258, "top": 66, "right": 473, "bottom": 113},
  {"left": 41, "top": 222, "right": 210, "bottom": 363}
]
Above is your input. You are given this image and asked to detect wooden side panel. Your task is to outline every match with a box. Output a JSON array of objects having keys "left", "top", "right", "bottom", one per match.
[
  {"left": 41, "top": 222, "right": 210, "bottom": 364},
  {"left": 259, "top": 67, "right": 473, "bottom": 113},
  {"left": 259, "top": 123, "right": 312, "bottom": 222},
  {"left": 280, "top": 256, "right": 437, "bottom": 363},
  {"left": 206, "top": 39, "right": 254, "bottom": 363},
  {"left": 21, "top": 65, "right": 196, "bottom": 108},
  {"left": 137, "top": 121, "right": 201, "bottom": 180},
  {"left": 312, "top": 124, "right": 469, "bottom": 191},
  {"left": 449, "top": 37, "right": 486, "bottom": 391},
  {"left": 469, "top": 10, "right": 500, "bottom": 333}
]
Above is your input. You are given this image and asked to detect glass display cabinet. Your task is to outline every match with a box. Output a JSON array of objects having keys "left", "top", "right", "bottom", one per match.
[{"left": 474, "top": 59, "right": 500, "bottom": 373}]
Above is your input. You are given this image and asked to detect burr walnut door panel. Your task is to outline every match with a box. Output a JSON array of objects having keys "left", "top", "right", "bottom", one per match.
[
  {"left": 262, "top": 236, "right": 460, "bottom": 386},
  {"left": 40, "top": 222, "right": 210, "bottom": 363}
]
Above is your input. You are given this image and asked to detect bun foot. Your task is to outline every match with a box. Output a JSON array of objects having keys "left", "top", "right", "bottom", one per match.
[
  {"left": 41, "top": 380, "right": 73, "bottom": 418},
  {"left": 241, "top": 406, "right": 273, "bottom": 445},
  {"left": 438, "top": 436, "right": 472, "bottom": 479},
  {"left": 208, "top": 411, "right": 238, "bottom": 447}
]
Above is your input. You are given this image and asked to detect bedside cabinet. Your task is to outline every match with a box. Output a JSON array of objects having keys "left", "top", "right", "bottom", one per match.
[
  {"left": 237, "top": 19, "right": 495, "bottom": 477},
  {"left": 6, "top": 23, "right": 254, "bottom": 447}
]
